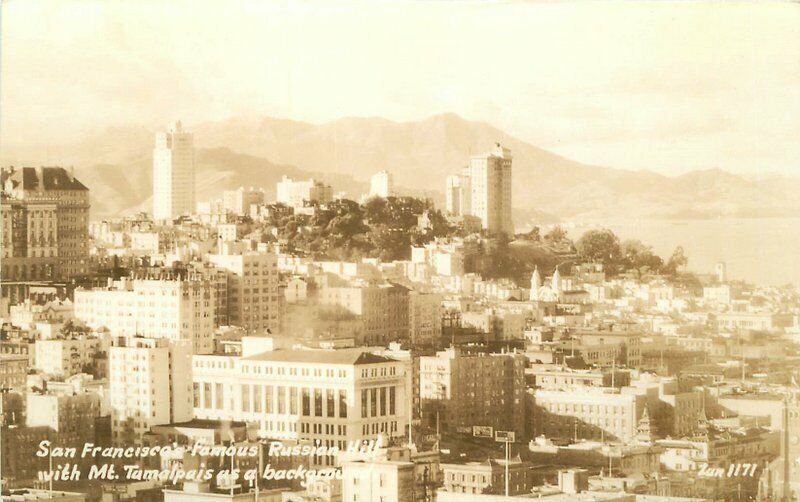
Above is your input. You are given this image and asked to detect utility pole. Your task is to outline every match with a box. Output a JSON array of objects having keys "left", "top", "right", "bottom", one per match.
[
  {"left": 408, "top": 383, "right": 413, "bottom": 445},
  {"left": 255, "top": 440, "right": 263, "bottom": 501},
  {"left": 505, "top": 440, "right": 510, "bottom": 498},
  {"left": 227, "top": 430, "right": 236, "bottom": 497},
  {"left": 435, "top": 409, "right": 440, "bottom": 451},
  {"left": 783, "top": 395, "right": 790, "bottom": 502}
]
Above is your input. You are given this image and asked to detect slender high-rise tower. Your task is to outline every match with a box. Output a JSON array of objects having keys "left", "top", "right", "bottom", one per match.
[
  {"left": 469, "top": 143, "right": 513, "bottom": 235},
  {"left": 153, "top": 121, "right": 195, "bottom": 220}
]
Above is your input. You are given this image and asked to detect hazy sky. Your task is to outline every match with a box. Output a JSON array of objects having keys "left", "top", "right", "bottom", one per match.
[{"left": 2, "top": 0, "right": 799, "bottom": 176}]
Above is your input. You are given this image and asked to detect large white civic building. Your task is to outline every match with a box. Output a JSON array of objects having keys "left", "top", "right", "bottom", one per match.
[{"left": 192, "top": 342, "right": 409, "bottom": 466}]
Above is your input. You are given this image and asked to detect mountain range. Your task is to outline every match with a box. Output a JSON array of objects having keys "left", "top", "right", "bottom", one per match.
[{"left": 3, "top": 113, "right": 798, "bottom": 224}]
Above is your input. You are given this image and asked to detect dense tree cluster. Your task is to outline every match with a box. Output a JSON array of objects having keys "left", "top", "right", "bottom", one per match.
[
  {"left": 256, "top": 198, "right": 691, "bottom": 285},
  {"left": 261, "top": 197, "right": 454, "bottom": 262},
  {"left": 575, "top": 228, "right": 689, "bottom": 277}
]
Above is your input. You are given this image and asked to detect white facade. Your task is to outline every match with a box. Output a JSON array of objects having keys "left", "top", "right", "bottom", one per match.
[
  {"left": 445, "top": 169, "right": 471, "bottom": 217},
  {"left": 153, "top": 121, "right": 195, "bottom": 220},
  {"left": 533, "top": 387, "right": 645, "bottom": 442},
  {"left": 222, "top": 186, "right": 265, "bottom": 216},
  {"left": 276, "top": 176, "right": 333, "bottom": 209},
  {"left": 369, "top": 171, "right": 394, "bottom": 198},
  {"left": 468, "top": 143, "right": 513, "bottom": 234},
  {"left": 34, "top": 336, "right": 100, "bottom": 377},
  {"left": 342, "top": 459, "right": 415, "bottom": 502},
  {"left": 74, "top": 274, "right": 216, "bottom": 355},
  {"left": 192, "top": 348, "right": 409, "bottom": 466},
  {"left": 109, "top": 336, "right": 193, "bottom": 445}
]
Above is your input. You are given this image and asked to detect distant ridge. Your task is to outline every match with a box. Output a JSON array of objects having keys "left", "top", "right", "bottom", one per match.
[{"left": 3, "top": 113, "right": 798, "bottom": 221}]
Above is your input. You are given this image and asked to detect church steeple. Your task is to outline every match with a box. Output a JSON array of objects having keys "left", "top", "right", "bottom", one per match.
[
  {"left": 695, "top": 407, "right": 710, "bottom": 438},
  {"left": 530, "top": 266, "right": 542, "bottom": 301},
  {"left": 634, "top": 406, "right": 655, "bottom": 444},
  {"left": 551, "top": 266, "right": 561, "bottom": 292}
]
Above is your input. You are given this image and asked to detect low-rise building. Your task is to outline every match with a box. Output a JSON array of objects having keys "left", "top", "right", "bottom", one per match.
[
  {"left": 34, "top": 335, "right": 100, "bottom": 377},
  {"left": 0, "top": 353, "right": 28, "bottom": 391},
  {"left": 532, "top": 386, "right": 646, "bottom": 443},
  {"left": 342, "top": 458, "right": 415, "bottom": 502},
  {"left": 440, "top": 458, "right": 533, "bottom": 496}
]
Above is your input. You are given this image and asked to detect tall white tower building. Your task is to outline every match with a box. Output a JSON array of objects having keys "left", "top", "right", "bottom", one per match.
[
  {"left": 445, "top": 168, "right": 472, "bottom": 217},
  {"left": 469, "top": 143, "right": 513, "bottom": 235},
  {"left": 153, "top": 121, "right": 195, "bottom": 220},
  {"left": 715, "top": 262, "right": 727, "bottom": 283},
  {"left": 370, "top": 170, "right": 394, "bottom": 198}
]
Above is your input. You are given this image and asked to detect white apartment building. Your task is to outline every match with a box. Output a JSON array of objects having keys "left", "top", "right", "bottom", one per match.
[
  {"left": 222, "top": 186, "right": 265, "bottom": 216},
  {"left": 8, "top": 298, "right": 73, "bottom": 330},
  {"left": 369, "top": 171, "right": 394, "bottom": 198},
  {"left": 445, "top": 169, "right": 471, "bottom": 217},
  {"left": 109, "top": 335, "right": 193, "bottom": 445},
  {"left": 207, "top": 243, "right": 281, "bottom": 334},
  {"left": 192, "top": 344, "right": 409, "bottom": 466},
  {"left": 342, "top": 459, "right": 415, "bottom": 502},
  {"left": 34, "top": 335, "right": 100, "bottom": 377},
  {"left": 468, "top": 143, "right": 513, "bottom": 235},
  {"left": 153, "top": 121, "right": 195, "bottom": 220},
  {"left": 276, "top": 176, "right": 333, "bottom": 209},
  {"left": 533, "top": 387, "right": 646, "bottom": 443},
  {"left": 73, "top": 272, "right": 216, "bottom": 354}
]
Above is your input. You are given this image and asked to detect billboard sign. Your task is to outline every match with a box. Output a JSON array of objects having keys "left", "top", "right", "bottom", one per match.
[
  {"left": 494, "top": 430, "right": 515, "bottom": 443},
  {"left": 473, "top": 426, "right": 494, "bottom": 438}
]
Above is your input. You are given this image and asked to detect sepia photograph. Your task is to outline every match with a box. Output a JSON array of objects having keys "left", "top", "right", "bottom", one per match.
[{"left": 1, "top": 1, "right": 799, "bottom": 501}]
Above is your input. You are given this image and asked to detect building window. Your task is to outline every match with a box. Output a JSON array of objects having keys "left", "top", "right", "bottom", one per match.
[
  {"left": 193, "top": 383, "right": 200, "bottom": 407},
  {"left": 361, "top": 390, "right": 368, "bottom": 418},
  {"left": 302, "top": 388, "right": 311, "bottom": 416},
  {"left": 339, "top": 390, "right": 348, "bottom": 418},
  {"left": 290, "top": 387, "right": 298, "bottom": 415},
  {"left": 254, "top": 385, "right": 262, "bottom": 412},
  {"left": 242, "top": 384, "right": 251, "bottom": 412},
  {"left": 215, "top": 383, "right": 224, "bottom": 409},
  {"left": 266, "top": 385, "right": 274, "bottom": 413},
  {"left": 314, "top": 389, "right": 323, "bottom": 417},
  {"left": 327, "top": 389, "right": 335, "bottom": 417},
  {"left": 278, "top": 386, "right": 286, "bottom": 414}
]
